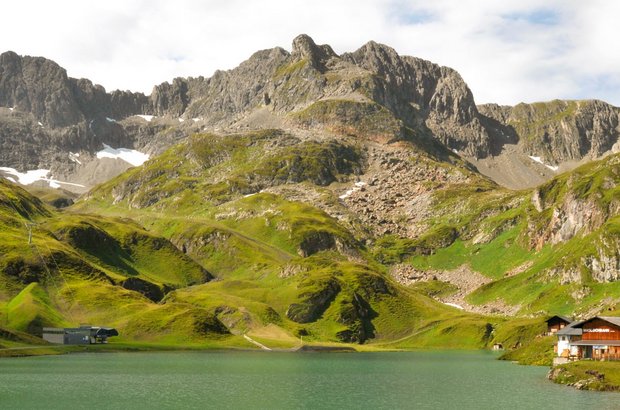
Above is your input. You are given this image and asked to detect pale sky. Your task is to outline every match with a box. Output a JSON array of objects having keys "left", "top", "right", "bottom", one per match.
[{"left": 1, "top": 0, "right": 619, "bottom": 106}]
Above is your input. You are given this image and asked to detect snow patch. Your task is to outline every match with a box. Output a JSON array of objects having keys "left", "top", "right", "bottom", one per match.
[
  {"left": 49, "top": 180, "right": 85, "bottom": 188},
  {"left": 0, "top": 167, "right": 50, "bottom": 185},
  {"left": 0, "top": 167, "right": 84, "bottom": 189},
  {"left": 529, "top": 155, "right": 543, "bottom": 165},
  {"left": 96, "top": 144, "right": 149, "bottom": 166},
  {"left": 8, "top": 107, "right": 14, "bottom": 112},
  {"left": 339, "top": 181, "right": 366, "bottom": 200},
  {"left": 192, "top": 118, "right": 202, "bottom": 123},
  {"left": 178, "top": 118, "right": 185, "bottom": 123},
  {"left": 443, "top": 302, "right": 464, "bottom": 310},
  {"left": 69, "top": 152, "right": 82, "bottom": 165},
  {"left": 528, "top": 155, "right": 559, "bottom": 172},
  {"left": 106, "top": 117, "right": 117, "bottom": 123},
  {"left": 37, "top": 121, "right": 43, "bottom": 126},
  {"left": 135, "top": 115, "right": 155, "bottom": 122}
]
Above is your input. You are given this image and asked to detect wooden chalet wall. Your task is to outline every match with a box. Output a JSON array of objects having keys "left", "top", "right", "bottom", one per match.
[{"left": 582, "top": 319, "right": 620, "bottom": 341}]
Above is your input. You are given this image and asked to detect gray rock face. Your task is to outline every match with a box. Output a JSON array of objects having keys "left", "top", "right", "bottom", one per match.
[
  {"left": 342, "top": 42, "right": 490, "bottom": 157},
  {"left": 291, "top": 34, "right": 337, "bottom": 72},
  {"left": 0, "top": 51, "right": 150, "bottom": 128},
  {"left": 168, "top": 47, "right": 291, "bottom": 123},
  {"left": 2, "top": 36, "right": 620, "bottom": 192},
  {"left": 151, "top": 78, "right": 189, "bottom": 117},
  {"left": 479, "top": 100, "right": 620, "bottom": 164},
  {"left": 0, "top": 51, "right": 83, "bottom": 127},
  {"left": 145, "top": 35, "right": 492, "bottom": 157}
]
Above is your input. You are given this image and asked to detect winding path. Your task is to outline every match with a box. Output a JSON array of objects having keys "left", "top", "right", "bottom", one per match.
[{"left": 243, "top": 334, "right": 272, "bottom": 351}]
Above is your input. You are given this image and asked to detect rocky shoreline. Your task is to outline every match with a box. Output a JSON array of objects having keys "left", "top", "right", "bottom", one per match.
[{"left": 548, "top": 363, "right": 620, "bottom": 392}]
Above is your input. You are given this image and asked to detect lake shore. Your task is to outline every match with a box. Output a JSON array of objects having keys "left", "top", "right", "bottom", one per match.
[
  {"left": 548, "top": 361, "right": 620, "bottom": 392},
  {"left": 0, "top": 338, "right": 369, "bottom": 359}
]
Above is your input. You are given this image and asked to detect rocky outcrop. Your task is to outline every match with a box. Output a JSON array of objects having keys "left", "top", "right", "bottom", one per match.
[
  {"left": 291, "top": 34, "right": 337, "bottom": 72},
  {"left": 121, "top": 277, "right": 165, "bottom": 302},
  {"left": 585, "top": 247, "right": 620, "bottom": 283},
  {"left": 342, "top": 42, "right": 491, "bottom": 157},
  {"left": 548, "top": 365, "right": 619, "bottom": 391},
  {"left": 479, "top": 100, "right": 620, "bottom": 164},
  {"left": 0, "top": 51, "right": 83, "bottom": 127},
  {"left": 528, "top": 192, "right": 606, "bottom": 250},
  {"left": 180, "top": 47, "right": 290, "bottom": 122},
  {"left": 286, "top": 278, "right": 341, "bottom": 323},
  {"left": 335, "top": 292, "right": 376, "bottom": 343},
  {"left": 297, "top": 231, "right": 337, "bottom": 257},
  {"left": 0, "top": 51, "right": 150, "bottom": 127},
  {"left": 151, "top": 78, "right": 189, "bottom": 117}
]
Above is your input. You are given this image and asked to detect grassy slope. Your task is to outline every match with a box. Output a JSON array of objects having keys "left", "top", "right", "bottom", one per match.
[
  {"left": 551, "top": 361, "right": 620, "bottom": 391},
  {"left": 373, "top": 153, "right": 620, "bottom": 317},
  {"left": 67, "top": 130, "right": 528, "bottom": 349},
  {"left": 0, "top": 178, "right": 227, "bottom": 344},
  {"left": 10, "top": 126, "right": 620, "bottom": 351}
]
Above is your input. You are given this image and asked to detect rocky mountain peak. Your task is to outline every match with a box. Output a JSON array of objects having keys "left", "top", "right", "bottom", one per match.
[
  {"left": 291, "top": 34, "right": 337, "bottom": 71},
  {"left": 0, "top": 51, "right": 84, "bottom": 127},
  {"left": 2, "top": 37, "right": 620, "bottom": 192},
  {"left": 346, "top": 40, "right": 404, "bottom": 74}
]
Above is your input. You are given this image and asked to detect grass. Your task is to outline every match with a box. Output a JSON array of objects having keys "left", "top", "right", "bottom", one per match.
[
  {"left": 6, "top": 283, "right": 67, "bottom": 333},
  {"left": 508, "top": 100, "right": 579, "bottom": 142},
  {"left": 552, "top": 361, "right": 620, "bottom": 391},
  {"left": 410, "top": 280, "right": 458, "bottom": 299},
  {"left": 7, "top": 123, "right": 620, "bottom": 353},
  {"left": 291, "top": 99, "right": 404, "bottom": 142},
  {"left": 407, "top": 226, "right": 533, "bottom": 280},
  {"left": 43, "top": 214, "right": 209, "bottom": 287},
  {"left": 498, "top": 336, "right": 555, "bottom": 366}
]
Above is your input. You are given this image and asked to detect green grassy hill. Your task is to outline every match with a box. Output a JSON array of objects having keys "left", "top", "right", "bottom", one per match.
[
  {"left": 386, "top": 153, "right": 620, "bottom": 316},
  {"left": 5, "top": 119, "right": 620, "bottom": 353},
  {"left": 0, "top": 178, "right": 231, "bottom": 345}
]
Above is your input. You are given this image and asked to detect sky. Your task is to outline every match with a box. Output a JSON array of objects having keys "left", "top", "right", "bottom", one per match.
[{"left": 1, "top": 0, "right": 619, "bottom": 106}]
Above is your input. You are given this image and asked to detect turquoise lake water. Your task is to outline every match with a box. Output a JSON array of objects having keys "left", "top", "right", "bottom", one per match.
[{"left": 0, "top": 350, "right": 618, "bottom": 409}]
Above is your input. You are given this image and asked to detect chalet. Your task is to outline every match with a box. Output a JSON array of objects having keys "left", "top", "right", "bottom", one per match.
[
  {"left": 570, "top": 317, "right": 620, "bottom": 360},
  {"left": 546, "top": 315, "right": 573, "bottom": 335},
  {"left": 42, "top": 326, "right": 118, "bottom": 345},
  {"left": 553, "top": 316, "right": 620, "bottom": 362}
]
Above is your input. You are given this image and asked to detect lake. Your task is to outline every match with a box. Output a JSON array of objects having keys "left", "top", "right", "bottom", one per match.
[{"left": 0, "top": 350, "right": 618, "bottom": 409}]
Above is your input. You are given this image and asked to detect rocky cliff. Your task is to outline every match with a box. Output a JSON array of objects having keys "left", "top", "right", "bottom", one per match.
[
  {"left": 0, "top": 51, "right": 150, "bottom": 127},
  {"left": 148, "top": 35, "right": 491, "bottom": 157},
  {"left": 479, "top": 100, "right": 620, "bottom": 164},
  {"left": 2, "top": 35, "right": 620, "bottom": 192}
]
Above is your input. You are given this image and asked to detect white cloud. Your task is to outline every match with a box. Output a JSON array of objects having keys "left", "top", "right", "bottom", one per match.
[{"left": 1, "top": 0, "right": 618, "bottom": 105}]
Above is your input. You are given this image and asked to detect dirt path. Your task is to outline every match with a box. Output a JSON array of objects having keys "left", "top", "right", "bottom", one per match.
[{"left": 243, "top": 334, "right": 272, "bottom": 351}]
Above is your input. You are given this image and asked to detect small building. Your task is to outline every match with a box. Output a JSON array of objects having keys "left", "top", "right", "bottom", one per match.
[
  {"left": 569, "top": 316, "right": 620, "bottom": 360},
  {"left": 546, "top": 315, "right": 573, "bottom": 335},
  {"left": 555, "top": 322, "right": 582, "bottom": 359},
  {"left": 42, "top": 326, "right": 119, "bottom": 345}
]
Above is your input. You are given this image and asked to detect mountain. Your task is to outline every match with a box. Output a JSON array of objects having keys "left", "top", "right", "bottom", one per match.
[
  {"left": 2, "top": 35, "right": 618, "bottom": 194},
  {"left": 2, "top": 35, "right": 620, "bottom": 350},
  {"left": 476, "top": 99, "right": 620, "bottom": 188}
]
